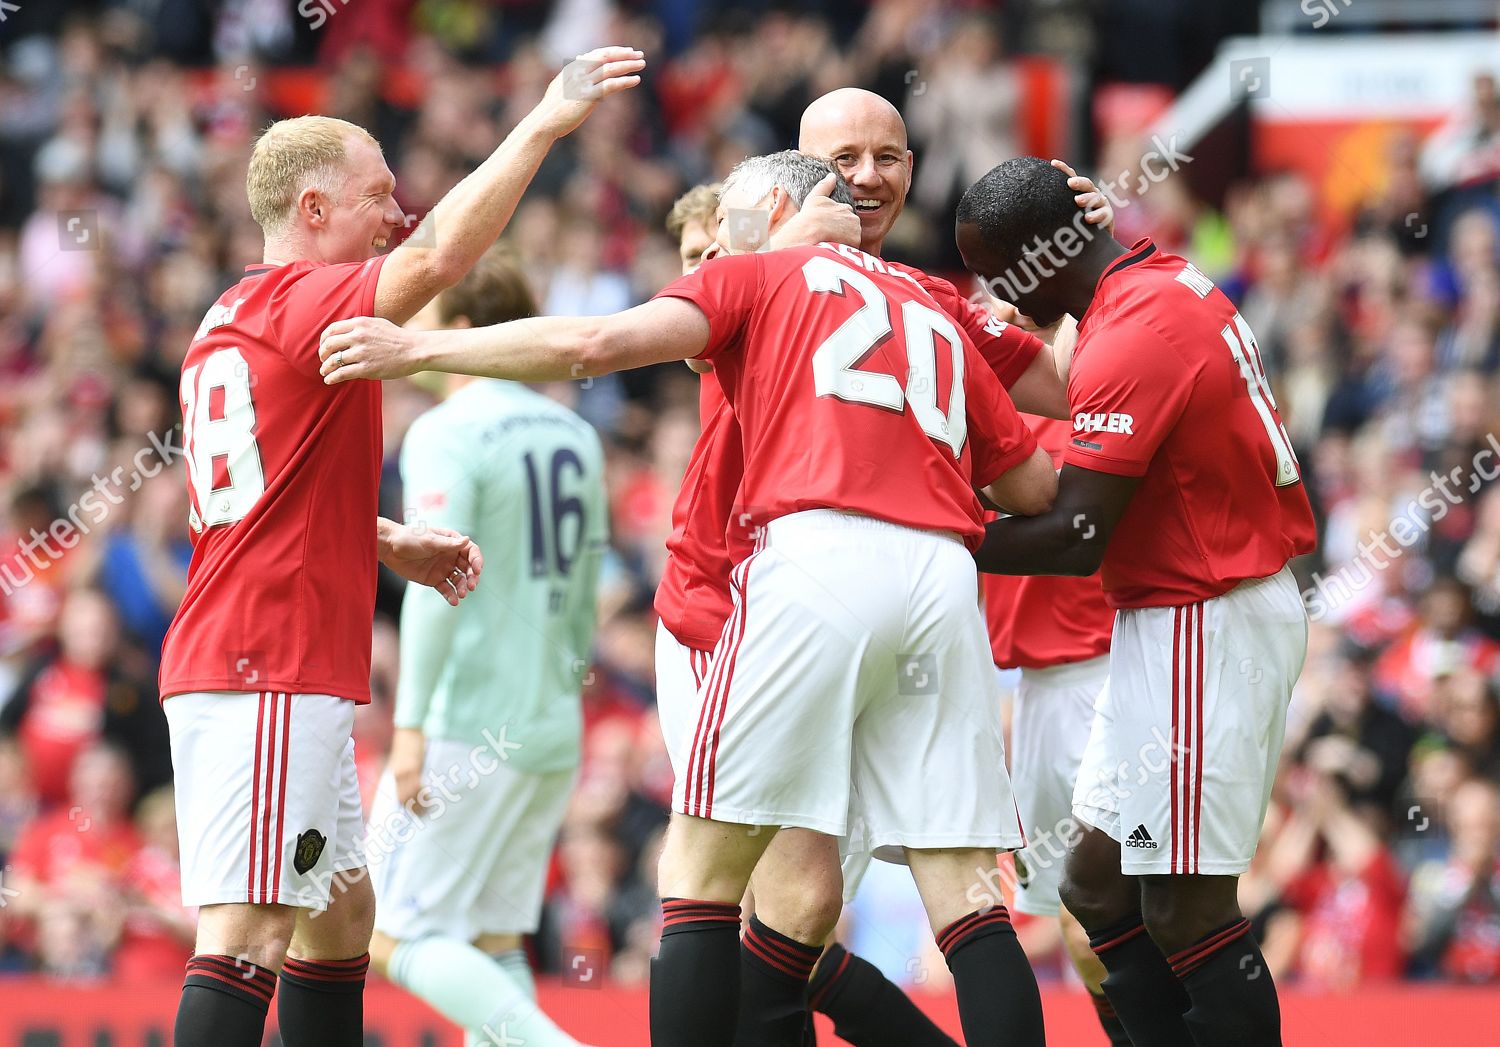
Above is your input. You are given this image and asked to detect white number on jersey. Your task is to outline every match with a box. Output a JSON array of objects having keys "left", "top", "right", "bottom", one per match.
[
  {"left": 180, "top": 347, "right": 267, "bottom": 529},
  {"left": 803, "top": 257, "right": 968, "bottom": 457},
  {"left": 1221, "top": 312, "right": 1300, "bottom": 487}
]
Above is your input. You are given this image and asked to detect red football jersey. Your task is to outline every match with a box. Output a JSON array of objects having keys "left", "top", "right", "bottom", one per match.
[
  {"left": 655, "top": 243, "right": 1037, "bottom": 548},
  {"left": 655, "top": 263, "right": 1047, "bottom": 652},
  {"left": 889, "top": 263, "right": 1045, "bottom": 390},
  {"left": 159, "top": 258, "right": 387, "bottom": 702},
  {"left": 1064, "top": 239, "right": 1317, "bottom": 608},
  {"left": 654, "top": 370, "right": 744, "bottom": 652},
  {"left": 984, "top": 415, "right": 1114, "bottom": 669}
]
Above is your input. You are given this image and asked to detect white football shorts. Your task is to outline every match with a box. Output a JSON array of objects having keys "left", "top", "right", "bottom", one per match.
[
  {"left": 655, "top": 620, "right": 713, "bottom": 781},
  {"left": 165, "top": 691, "right": 365, "bottom": 910},
  {"left": 672, "top": 509, "right": 1023, "bottom": 860},
  {"left": 1010, "top": 654, "right": 1110, "bottom": 916},
  {"left": 367, "top": 736, "right": 575, "bottom": 940},
  {"left": 1071, "top": 567, "right": 1308, "bottom": 876}
]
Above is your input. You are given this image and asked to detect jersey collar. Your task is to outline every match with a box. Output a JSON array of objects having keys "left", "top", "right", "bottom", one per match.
[{"left": 1079, "top": 237, "right": 1155, "bottom": 328}]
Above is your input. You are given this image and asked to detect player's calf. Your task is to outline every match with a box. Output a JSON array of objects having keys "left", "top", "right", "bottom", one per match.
[
  {"left": 1061, "top": 828, "right": 1194, "bottom": 1047},
  {"left": 176, "top": 902, "right": 297, "bottom": 1047},
  {"left": 652, "top": 813, "right": 778, "bottom": 1047},
  {"left": 907, "top": 847, "right": 1044, "bottom": 1047},
  {"left": 735, "top": 829, "right": 842, "bottom": 1046},
  {"left": 1141, "top": 875, "right": 1281, "bottom": 1047},
  {"left": 277, "top": 868, "right": 375, "bottom": 1047}
]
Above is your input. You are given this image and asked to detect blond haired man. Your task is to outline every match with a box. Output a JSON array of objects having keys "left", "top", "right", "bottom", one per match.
[{"left": 158, "top": 50, "right": 642, "bottom": 1047}]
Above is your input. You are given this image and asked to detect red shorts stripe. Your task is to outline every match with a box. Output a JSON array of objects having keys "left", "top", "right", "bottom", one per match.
[
  {"left": 270, "top": 693, "right": 292, "bottom": 902},
  {"left": 1192, "top": 605, "right": 1205, "bottom": 875},
  {"left": 702, "top": 532, "right": 765, "bottom": 818},
  {"left": 685, "top": 601, "right": 739, "bottom": 816},
  {"left": 248, "top": 692, "right": 266, "bottom": 901},
  {"left": 1170, "top": 609, "right": 1182, "bottom": 874}
]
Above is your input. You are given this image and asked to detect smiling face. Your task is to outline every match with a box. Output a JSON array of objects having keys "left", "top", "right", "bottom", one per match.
[
  {"left": 316, "top": 135, "right": 405, "bottom": 263},
  {"left": 799, "top": 89, "right": 913, "bottom": 256}
]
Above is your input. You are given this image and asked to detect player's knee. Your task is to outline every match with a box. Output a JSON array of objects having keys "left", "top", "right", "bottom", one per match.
[
  {"left": 754, "top": 874, "right": 842, "bottom": 944},
  {"left": 1059, "top": 833, "right": 1134, "bottom": 932},
  {"left": 196, "top": 902, "right": 297, "bottom": 970},
  {"left": 1139, "top": 876, "right": 1240, "bottom": 955}
]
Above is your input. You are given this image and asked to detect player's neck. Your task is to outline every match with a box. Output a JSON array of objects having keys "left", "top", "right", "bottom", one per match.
[{"left": 1068, "top": 240, "right": 1130, "bottom": 317}]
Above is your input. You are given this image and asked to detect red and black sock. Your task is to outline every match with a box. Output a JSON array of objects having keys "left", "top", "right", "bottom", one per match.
[
  {"left": 651, "top": 897, "right": 744, "bottom": 1047},
  {"left": 276, "top": 953, "right": 369, "bottom": 1047},
  {"left": 175, "top": 954, "right": 276, "bottom": 1047},
  {"left": 732, "top": 915, "right": 823, "bottom": 1047},
  {"left": 807, "top": 942, "right": 958, "bottom": 1047},
  {"left": 936, "top": 907, "right": 1044, "bottom": 1047},
  {"left": 1087, "top": 914, "right": 1194, "bottom": 1046},
  {"left": 1089, "top": 989, "right": 1135, "bottom": 1046},
  {"left": 1168, "top": 918, "right": 1281, "bottom": 1047}
]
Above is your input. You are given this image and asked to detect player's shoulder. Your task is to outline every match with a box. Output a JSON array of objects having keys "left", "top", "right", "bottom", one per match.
[{"left": 884, "top": 259, "right": 958, "bottom": 300}]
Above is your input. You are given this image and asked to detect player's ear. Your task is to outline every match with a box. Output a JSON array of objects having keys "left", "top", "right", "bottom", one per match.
[
  {"left": 300, "top": 186, "right": 326, "bottom": 228},
  {"left": 767, "top": 186, "right": 794, "bottom": 226}
]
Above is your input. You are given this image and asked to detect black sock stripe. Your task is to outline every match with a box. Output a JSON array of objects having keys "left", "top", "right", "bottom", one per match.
[
  {"left": 184, "top": 968, "right": 275, "bottom": 1008},
  {"left": 746, "top": 917, "right": 823, "bottom": 966},
  {"left": 806, "top": 944, "right": 853, "bottom": 1010},
  {"left": 189, "top": 955, "right": 277, "bottom": 989},
  {"left": 1088, "top": 912, "right": 1148, "bottom": 954},
  {"left": 936, "top": 907, "right": 1012, "bottom": 956}
]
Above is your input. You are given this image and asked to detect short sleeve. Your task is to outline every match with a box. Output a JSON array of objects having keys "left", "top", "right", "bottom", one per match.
[
  {"left": 1063, "top": 320, "right": 1193, "bottom": 477},
  {"left": 965, "top": 340, "right": 1039, "bottom": 488},
  {"left": 399, "top": 412, "right": 477, "bottom": 537},
  {"left": 653, "top": 253, "right": 762, "bottom": 360},
  {"left": 911, "top": 271, "right": 1043, "bottom": 389},
  {"left": 268, "top": 256, "right": 387, "bottom": 377}
]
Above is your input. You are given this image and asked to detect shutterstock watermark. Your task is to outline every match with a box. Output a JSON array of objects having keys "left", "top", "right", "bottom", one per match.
[
  {"left": 1302, "top": 0, "right": 1356, "bottom": 30},
  {"left": 1302, "top": 433, "right": 1500, "bottom": 621},
  {"left": 307, "top": 724, "right": 525, "bottom": 914},
  {"left": 0, "top": 428, "right": 185, "bottom": 596},
  {"left": 983, "top": 135, "right": 1193, "bottom": 304}
]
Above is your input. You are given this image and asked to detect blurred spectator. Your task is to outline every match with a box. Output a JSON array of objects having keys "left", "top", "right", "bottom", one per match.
[
  {"left": 1404, "top": 777, "right": 1500, "bottom": 982},
  {"left": 1293, "top": 646, "right": 1416, "bottom": 815},
  {"left": 1263, "top": 773, "right": 1407, "bottom": 991},
  {"left": 1420, "top": 71, "right": 1500, "bottom": 194},
  {"left": 112, "top": 785, "right": 194, "bottom": 983},
  {"left": 1373, "top": 577, "right": 1500, "bottom": 723},
  {"left": 0, "top": 588, "right": 168, "bottom": 806},
  {"left": 6, "top": 744, "right": 140, "bottom": 978}
]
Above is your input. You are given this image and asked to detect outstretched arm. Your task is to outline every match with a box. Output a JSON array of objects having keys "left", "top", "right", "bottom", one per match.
[
  {"left": 974, "top": 464, "right": 1139, "bottom": 576},
  {"left": 373, "top": 47, "right": 645, "bottom": 325},
  {"left": 321, "top": 297, "right": 712, "bottom": 384}
]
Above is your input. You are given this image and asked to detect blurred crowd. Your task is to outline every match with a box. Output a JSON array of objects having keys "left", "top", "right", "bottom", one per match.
[{"left": 0, "top": 0, "right": 1498, "bottom": 998}]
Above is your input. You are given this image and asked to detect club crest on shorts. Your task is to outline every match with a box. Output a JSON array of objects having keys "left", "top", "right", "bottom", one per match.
[{"left": 293, "top": 829, "right": 327, "bottom": 874}]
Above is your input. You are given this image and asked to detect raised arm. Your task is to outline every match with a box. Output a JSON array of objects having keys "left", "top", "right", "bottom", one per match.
[
  {"left": 373, "top": 47, "right": 645, "bottom": 325},
  {"left": 321, "top": 297, "right": 712, "bottom": 384}
]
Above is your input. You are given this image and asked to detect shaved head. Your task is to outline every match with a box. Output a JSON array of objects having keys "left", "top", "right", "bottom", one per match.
[
  {"left": 799, "top": 88, "right": 913, "bottom": 256},
  {"left": 798, "top": 88, "right": 907, "bottom": 152}
]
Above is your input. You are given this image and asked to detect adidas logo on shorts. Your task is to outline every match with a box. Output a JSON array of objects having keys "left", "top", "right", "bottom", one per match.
[{"left": 1125, "top": 824, "right": 1159, "bottom": 849}]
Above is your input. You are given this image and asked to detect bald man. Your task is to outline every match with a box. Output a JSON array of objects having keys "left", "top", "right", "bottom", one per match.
[{"left": 712, "top": 88, "right": 1124, "bottom": 1047}]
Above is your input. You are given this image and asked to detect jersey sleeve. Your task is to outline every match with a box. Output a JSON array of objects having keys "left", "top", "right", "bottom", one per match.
[
  {"left": 1063, "top": 319, "right": 1193, "bottom": 477},
  {"left": 652, "top": 252, "right": 763, "bottom": 360},
  {"left": 392, "top": 412, "right": 472, "bottom": 730},
  {"left": 965, "top": 340, "right": 1039, "bottom": 488},
  {"left": 267, "top": 256, "right": 387, "bottom": 378},
  {"left": 912, "top": 271, "right": 1043, "bottom": 389}
]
